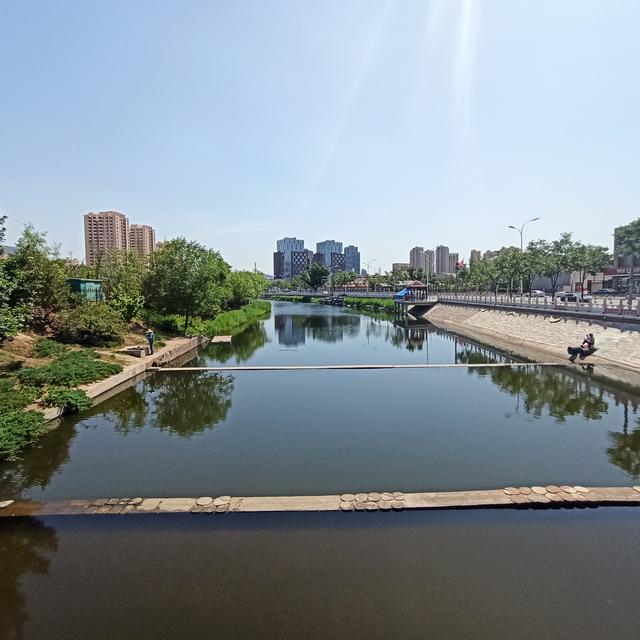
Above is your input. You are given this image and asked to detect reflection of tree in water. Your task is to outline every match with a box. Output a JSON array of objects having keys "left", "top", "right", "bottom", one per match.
[
  {"left": 608, "top": 395, "right": 640, "bottom": 479},
  {"left": 201, "top": 322, "right": 268, "bottom": 364},
  {"left": 0, "top": 421, "right": 75, "bottom": 499},
  {"left": 97, "top": 386, "right": 149, "bottom": 435},
  {"left": 458, "top": 348, "right": 609, "bottom": 422},
  {"left": 147, "top": 372, "right": 234, "bottom": 436},
  {"left": 0, "top": 517, "right": 57, "bottom": 640}
]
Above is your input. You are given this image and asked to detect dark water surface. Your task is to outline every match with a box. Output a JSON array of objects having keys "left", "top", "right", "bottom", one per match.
[
  {"left": 2, "top": 508, "right": 640, "bottom": 640},
  {"left": 1, "top": 302, "right": 639, "bottom": 500}
]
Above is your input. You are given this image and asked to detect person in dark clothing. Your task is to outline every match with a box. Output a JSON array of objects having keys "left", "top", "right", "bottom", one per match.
[
  {"left": 567, "top": 332, "right": 596, "bottom": 362},
  {"left": 145, "top": 328, "right": 155, "bottom": 355}
]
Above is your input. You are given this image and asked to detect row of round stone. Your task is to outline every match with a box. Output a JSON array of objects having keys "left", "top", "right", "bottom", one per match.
[
  {"left": 340, "top": 492, "right": 405, "bottom": 511},
  {"left": 503, "top": 486, "right": 592, "bottom": 504},
  {"left": 191, "top": 496, "right": 230, "bottom": 514}
]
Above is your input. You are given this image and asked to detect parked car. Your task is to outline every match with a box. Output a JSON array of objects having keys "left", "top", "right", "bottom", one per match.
[
  {"left": 529, "top": 289, "right": 546, "bottom": 298},
  {"left": 558, "top": 293, "right": 592, "bottom": 302},
  {"left": 591, "top": 288, "right": 622, "bottom": 296}
]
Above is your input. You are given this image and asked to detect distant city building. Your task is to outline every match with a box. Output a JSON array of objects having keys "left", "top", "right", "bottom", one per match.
[
  {"left": 312, "top": 252, "right": 324, "bottom": 264},
  {"left": 330, "top": 252, "right": 346, "bottom": 273},
  {"left": 276, "top": 237, "right": 305, "bottom": 279},
  {"left": 392, "top": 262, "right": 410, "bottom": 273},
  {"left": 435, "top": 245, "right": 450, "bottom": 274},
  {"left": 291, "top": 250, "right": 311, "bottom": 277},
  {"left": 409, "top": 246, "right": 425, "bottom": 271},
  {"left": 424, "top": 249, "right": 435, "bottom": 274},
  {"left": 84, "top": 211, "right": 130, "bottom": 267},
  {"left": 483, "top": 250, "right": 499, "bottom": 260},
  {"left": 344, "top": 245, "right": 360, "bottom": 273},
  {"left": 316, "top": 240, "right": 342, "bottom": 267},
  {"left": 130, "top": 224, "right": 156, "bottom": 260},
  {"left": 449, "top": 252, "right": 459, "bottom": 274},
  {"left": 273, "top": 251, "right": 284, "bottom": 279},
  {"left": 470, "top": 249, "right": 482, "bottom": 265}
]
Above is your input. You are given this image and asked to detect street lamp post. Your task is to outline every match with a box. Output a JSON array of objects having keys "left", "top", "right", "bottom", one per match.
[{"left": 508, "top": 217, "right": 541, "bottom": 296}]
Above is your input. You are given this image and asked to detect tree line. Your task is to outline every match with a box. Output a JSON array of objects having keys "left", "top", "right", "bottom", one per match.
[{"left": 0, "top": 216, "right": 267, "bottom": 344}]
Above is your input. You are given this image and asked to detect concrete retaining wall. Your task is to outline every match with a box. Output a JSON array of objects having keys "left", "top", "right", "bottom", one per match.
[{"left": 426, "top": 303, "right": 640, "bottom": 388}]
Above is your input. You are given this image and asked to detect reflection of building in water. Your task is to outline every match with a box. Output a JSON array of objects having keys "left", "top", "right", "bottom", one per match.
[{"left": 275, "top": 314, "right": 306, "bottom": 346}]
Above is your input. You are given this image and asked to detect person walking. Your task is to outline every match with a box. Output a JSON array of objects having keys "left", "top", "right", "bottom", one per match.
[{"left": 145, "top": 328, "right": 155, "bottom": 355}]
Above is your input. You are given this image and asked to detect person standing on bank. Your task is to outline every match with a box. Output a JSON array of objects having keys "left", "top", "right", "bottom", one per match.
[{"left": 145, "top": 328, "right": 155, "bottom": 355}]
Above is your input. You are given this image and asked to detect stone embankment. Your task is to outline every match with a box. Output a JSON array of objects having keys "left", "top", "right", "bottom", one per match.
[
  {"left": 40, "top": 336, "right": 210, "bottom": 422},
  {"left": 2, "top": 485, "right": 640, "bottom": 517},
  {"left": 426, "top": 304, "right": 640, "bottom": 387}
]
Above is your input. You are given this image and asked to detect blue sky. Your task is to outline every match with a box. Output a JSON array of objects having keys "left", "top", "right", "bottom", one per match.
[{"left": 1, "top": 0, "right": 638, "bottom": 273}]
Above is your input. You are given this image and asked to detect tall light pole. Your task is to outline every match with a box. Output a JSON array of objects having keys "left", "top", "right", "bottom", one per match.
[{"left": 508, "top": 217, "right": 540, "bottom": 295}]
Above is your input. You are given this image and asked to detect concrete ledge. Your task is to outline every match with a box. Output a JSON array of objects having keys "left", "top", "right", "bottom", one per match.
[{"left": 2, "top": 486, "right": 639, "bottom": 517}]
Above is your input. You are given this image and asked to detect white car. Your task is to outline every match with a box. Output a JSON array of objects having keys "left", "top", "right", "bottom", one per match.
[{"left": 529, "top": 290, "right": 546, "bottom": 298}]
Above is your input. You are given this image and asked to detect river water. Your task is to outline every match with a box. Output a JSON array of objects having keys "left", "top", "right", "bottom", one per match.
[{"left": 1, "top": 301, "right": 640, "bottom": 639}]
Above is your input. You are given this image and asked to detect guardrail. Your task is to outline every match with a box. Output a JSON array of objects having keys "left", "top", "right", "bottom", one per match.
[{"left": 437, "top": 294, "right": 640, "bottom": 317}]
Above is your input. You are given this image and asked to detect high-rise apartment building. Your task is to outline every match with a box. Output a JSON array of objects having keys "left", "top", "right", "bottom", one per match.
[
  {"left": 470, "top": 249, "right": 482, "bottom": 265},
  {"left": 291, "top": 250, "right": 312, "bottom": 277},
  {"left": 84, "top": 211, "right": 130, "bottom": 267},
  {"left": 276, "top": 237, "right": 305, "bottom": 279},
  {"left": 344, "top": 245, "right": 360, "bottom": 274},
  {"left": 435, "top": 245, "right": 450, "bottom": 274},
  {"left": 330, "top": 252, "right": 346, "bottom": 273},
  {"left": 409, "top": 246, "right": 425, "bottom": 271},
  {"left": 316, "top": 240, "right": 342, "bottom": 268},
  {"left": 424, "top": 249, "right": 435, "bottom": 274},
  {"left": 392, "top": 262, "right": 410, "bottom": 273},
  {"left": 449, "top": 252, "right": 459, "bottom": 274},
  {"left": 130, "top": 224, "right": 156, "bottom": 260},
  {"left": 273, "top": 251, "right": 284, "bottom": 279}
]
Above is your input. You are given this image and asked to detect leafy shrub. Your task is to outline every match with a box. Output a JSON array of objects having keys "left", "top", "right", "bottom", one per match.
[
  {"left": 0, "top": 410, "right": 46, "bottom": 461},
  {"left": 204, "top": 301, "right": 271, "bottom": 336},
  {"left": 17, "top": 350, "right": 122, "bottom": 388},
  {"left": 29, "top": 306, "right": 61, "bottom": 333},
  {"left": 343, "top": 297, "right": 394, "bottom": 312},
  {"left": 0, "top": 380, "right": 39, "bottom": 410},
  {"left": 56, "top": 302, "right": 126, "bottom": 346},
  {"left": 42, "top": 387, "right": 92, "bottom": 413},
  {"left": 33, "top": 337, "right": 69, "bottom": 358}
]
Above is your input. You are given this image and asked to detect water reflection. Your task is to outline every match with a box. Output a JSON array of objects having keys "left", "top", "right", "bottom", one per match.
[
  {"left": 199, "top": 322, "right": 269, "bottom": 364},
  {"left": 274, "top": 312, "right": 360, "bottom": 345},
  {"left": 146, "top": 372, "right": 234, "bottom": 436},
  {"left": 0, "top": 517, "right": 57, "bottom": 640}
]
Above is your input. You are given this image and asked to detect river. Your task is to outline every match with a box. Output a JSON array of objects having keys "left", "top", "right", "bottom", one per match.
[{"left": 1, "top": 301, "right": 639, "bottom": 639}]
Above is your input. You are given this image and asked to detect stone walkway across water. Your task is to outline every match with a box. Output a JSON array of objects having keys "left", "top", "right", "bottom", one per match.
[{"left": 2, "top": 486, "right": 640, "bottom": 517}]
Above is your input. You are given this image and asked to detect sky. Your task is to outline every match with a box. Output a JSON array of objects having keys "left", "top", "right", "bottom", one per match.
[{"left": 1, "top": 0, "right": 639, "bottom": 273}]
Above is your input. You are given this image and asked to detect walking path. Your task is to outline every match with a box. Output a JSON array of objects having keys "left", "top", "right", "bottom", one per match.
[{"left": 2, "top": 486, "right": 640, "bottom": 517}]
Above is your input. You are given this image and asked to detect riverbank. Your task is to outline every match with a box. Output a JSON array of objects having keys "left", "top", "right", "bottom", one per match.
[
  {"left": 426, "top": 303, "right": 640, "bottom": 388},
  {"left": 267, "top": 294, "right": 394, "bottom": 313}
]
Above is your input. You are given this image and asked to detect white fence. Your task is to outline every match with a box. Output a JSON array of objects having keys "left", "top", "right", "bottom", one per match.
[{"left": 438, "top": 293, "right": 640, "bottom": 317}]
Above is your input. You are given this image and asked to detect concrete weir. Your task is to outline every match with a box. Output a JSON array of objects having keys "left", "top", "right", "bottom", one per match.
[{"left": 2, "top": 486, "right": 640, "bottom": 517}]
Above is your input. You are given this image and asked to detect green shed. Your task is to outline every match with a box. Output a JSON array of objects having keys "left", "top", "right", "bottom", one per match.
[{"left": 67, "top": 278, "right": 104, "bottom": 302}]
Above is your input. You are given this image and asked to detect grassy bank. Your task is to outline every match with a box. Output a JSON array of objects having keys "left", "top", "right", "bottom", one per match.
[
  {"left": 342, "top": 297, "right": 394, "bottom": 312},
  {"left": 204, "top": 300, "right": 271, "bottom": 336},
  {"left": 0, "top": 340, "right": 123, "bottom": 461}
]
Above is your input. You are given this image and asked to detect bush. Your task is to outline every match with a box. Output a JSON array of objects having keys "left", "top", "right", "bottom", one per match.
[
  {"left": 204, "top": 301, "right": 271, "bottom": 336},
  {"left": 0, "top": 410, "right": 46, "bottom": 461},
  {"left": 343, "top": 297, "right": 394, "bottom": 312},
  {"left": 17, "top": 349, "right": 122, "bottom": 388},
  {"left": 33, "top": 337, "right": 69, "bottom": 359},
  {"left": 42, "top": 387, "right": 92, "bottom": 413},
  {"left": 0, "top": 380, "right": 39, "bottom": 410},
  {"left": 56, "top": 302, "right": 126, "bottom": 346}
]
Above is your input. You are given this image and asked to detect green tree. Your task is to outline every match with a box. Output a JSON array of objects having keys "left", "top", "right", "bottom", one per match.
[
  {"left": 332, "top": 271, "right": 356, "bottom": 289},
  {"left": 528, "top": 233, "right": 574, "bottom": 299},
  {"left": 98, "top": 250, "right": 146, "bottom": 321},
  {"left": 569, "top": 243, "right": 612, "bottom": 299},
  {"left": 6, "top": 225, "right": 69, "bottom": 328},
  {"left": 143, "top": 238, "right": 230, "bottom": 335},
  {"left": 301, "top": 263, "right": 329, "bottom": 291},
  {"left": 0, "top": 214, "right": 6, "bottom": 252},
  {"left": 469, "top": 258, "right": 497, "bottom": 292},
  {"left": 223, "top": 271, "right": 267, "bottom": 309},
  {"left": 614, "top": 218, "right": 640, "bottom": 302}
]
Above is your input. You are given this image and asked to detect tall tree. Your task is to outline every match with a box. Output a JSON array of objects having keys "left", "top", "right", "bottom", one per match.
[
  {"left": 614, "top": 218, "right": 640, "bottom": 303},
  {"left": 98, "top": 250, "right": 146, "bottom": 321},
  {"left": 223, "top": 271, "right": 267, "bottom": 308},
  {"left": 301, "top": 263, "right": 329, "bottom": 292},
  {"left": 569, "top": 243, "right": 612, "bottom": 299},
  {"left": 143, "top": 238, "right": 230, "bottom": 335},
  {"left": 528, "top": 233, "right": 574, "bottom": 299}
]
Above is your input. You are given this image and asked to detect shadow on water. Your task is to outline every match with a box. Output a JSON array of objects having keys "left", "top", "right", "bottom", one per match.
[{"left": 0, "top": 517, "right": 57, "bottom": 640}]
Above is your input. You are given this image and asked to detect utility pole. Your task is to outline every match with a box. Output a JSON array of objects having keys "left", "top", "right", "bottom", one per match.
[{"left": 508, "top": 217, "right": 541, "bottom": 296}]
